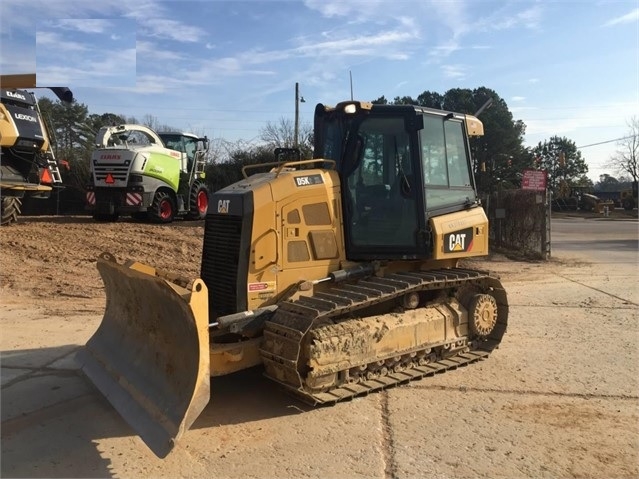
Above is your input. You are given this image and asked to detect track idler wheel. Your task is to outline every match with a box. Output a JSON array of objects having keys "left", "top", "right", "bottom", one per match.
[{"left": 468, "top": 294, "right": 498, "bottom": 337}]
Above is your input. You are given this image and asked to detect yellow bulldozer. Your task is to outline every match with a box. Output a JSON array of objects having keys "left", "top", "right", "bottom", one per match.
[{"left": 78, "top": 101, "right": 509, "bottom": 457}]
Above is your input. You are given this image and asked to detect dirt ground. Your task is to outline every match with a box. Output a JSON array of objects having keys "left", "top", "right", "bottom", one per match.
[
  {"left": 1, "top": 214, "right": 638, "bottom": 478},
  {"left": 0, "top": 216, "right": 203, "bottom": 309}
]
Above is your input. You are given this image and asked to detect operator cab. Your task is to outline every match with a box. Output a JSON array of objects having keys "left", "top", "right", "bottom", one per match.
[
  {"left": 313, "top": 101, "right": 482, "bottom": 260},
  {"left": 159, "top": 132, "right": 207, "bottom": 173}
]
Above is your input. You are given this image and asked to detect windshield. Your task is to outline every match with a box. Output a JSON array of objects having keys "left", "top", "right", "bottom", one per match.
[
  {"left": 106, "top": 129, "right": 155, "bottom": 147},
  {"left": 316, "top": 119, "right": 343, "bottom": 162},
  {"left": 314, "top": 111, "right": 361, "bottom": 173},
  {"left": 160, "top": 134, "right": 198, "bottom": 162}
]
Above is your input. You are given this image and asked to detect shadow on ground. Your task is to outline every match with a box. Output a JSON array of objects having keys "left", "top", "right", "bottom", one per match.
[{"left": 1, "top": 347, "right": 306, "bottom": 478}]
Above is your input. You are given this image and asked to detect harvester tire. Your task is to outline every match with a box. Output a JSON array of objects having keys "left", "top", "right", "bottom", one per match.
[
  {"left": 186, "top": 181, "right": 209, "bottom": 220},
  {"left": 0, "top": 197, "right": 21, "bottom": 226},
  {"left": 150, "top": 191, "right": 175, "bottom": 223}
]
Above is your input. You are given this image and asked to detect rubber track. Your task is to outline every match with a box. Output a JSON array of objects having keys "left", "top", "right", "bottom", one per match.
[{"left": 260, "top": 268, "right": 508, "bottom": 405}]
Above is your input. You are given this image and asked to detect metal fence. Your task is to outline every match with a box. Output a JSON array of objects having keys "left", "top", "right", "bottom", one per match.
[{"left": 480, "top": 189, "right": 551, "bottom": 259}]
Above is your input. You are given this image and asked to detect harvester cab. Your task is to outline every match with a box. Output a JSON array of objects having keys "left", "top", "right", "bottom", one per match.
[
  {"left": 86, "top": 124, "right": 209, "bottom": 222},
  {"left": 158, "top": 131, "right": 209, "bottom": 187},
  {"left": 78, "top": 100, "right": 508, "bottom": 458}
]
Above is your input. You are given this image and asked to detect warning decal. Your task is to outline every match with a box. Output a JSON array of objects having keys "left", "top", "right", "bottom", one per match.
[{"left": 247, "top": 281, "right": 276, "bottom": 292}]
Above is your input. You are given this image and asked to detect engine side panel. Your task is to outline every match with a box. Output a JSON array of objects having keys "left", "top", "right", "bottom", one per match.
[
  {"left": 204, "top": 168, "right": 347, "bottom": 317},
  {"left": 430, "top": 207, "right": 489, "bottom": 260}
]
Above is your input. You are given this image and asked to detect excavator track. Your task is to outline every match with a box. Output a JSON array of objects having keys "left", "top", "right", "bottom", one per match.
[{"left": 260, "top": 268, "right": 508, "bottom": 405}]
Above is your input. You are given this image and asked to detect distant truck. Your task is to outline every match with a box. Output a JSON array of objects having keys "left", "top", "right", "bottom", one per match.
[
  {"left": 551, "top": 188, "right": 615, "bottom": 214},
  {"left": 593, "top": 186, "right": 638, "bottom": 210},
  {"left": 86, "top": 124, "right": 209, "bottom": 222},
  {"left": 578, "top": 193, "right": 615, "bottom": 213}
]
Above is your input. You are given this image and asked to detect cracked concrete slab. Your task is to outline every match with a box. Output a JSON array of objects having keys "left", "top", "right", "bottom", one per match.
[{"left": 0, "top": 216, "right": 637, "bottom": 478}]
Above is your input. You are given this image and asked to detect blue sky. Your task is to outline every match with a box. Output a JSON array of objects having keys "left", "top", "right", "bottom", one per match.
[{"left": 1, "top": 0, "right": 637, "bottom": 182}]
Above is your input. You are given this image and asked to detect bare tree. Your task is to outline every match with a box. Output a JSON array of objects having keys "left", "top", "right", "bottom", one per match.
[
  {"left": 141, "top": 114, "right": 160, "bottom": 130},
  {"left": 260, "top": 117, "right": 295, "bottom": 147},
  {"left": 607, "top": 116, "right": 639, "bottom": 183},
  {"left": 138, "top": 114, "right": 177, "bottom": 132},
  {"left": 259, "top": 117, "right": 313, "bottom": 156}
]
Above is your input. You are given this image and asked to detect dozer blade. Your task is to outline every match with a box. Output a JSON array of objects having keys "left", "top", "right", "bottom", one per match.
[{"left": 76, "top": 253, "right": 210, "bottom": 458}]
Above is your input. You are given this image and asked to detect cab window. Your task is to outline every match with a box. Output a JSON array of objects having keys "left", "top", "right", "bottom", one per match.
[
  {"left": 420, "top": 115, "right": 475, "bottom": 211},
  {"left": 345, "top": 116, "right": 418, "bottom": 248}
]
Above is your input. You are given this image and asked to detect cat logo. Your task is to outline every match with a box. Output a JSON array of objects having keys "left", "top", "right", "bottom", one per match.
[
  {"left": 217, "top": 199, "right": 230, "bottom": 214},
  {"left": 449, "top": 233, "right": 467, "bottom": 251},
  {"left": 444, "top": 227, "right": 473, "bottom": 253}
]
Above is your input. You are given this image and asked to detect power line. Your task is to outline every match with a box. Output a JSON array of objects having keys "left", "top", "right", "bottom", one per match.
[{"left": 577, "top": 135, "right": 636, "bottom": 149}]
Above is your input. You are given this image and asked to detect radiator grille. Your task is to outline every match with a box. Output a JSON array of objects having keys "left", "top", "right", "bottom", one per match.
[
  {"left": 201, "top": 214, "right": 243, "bottom": 317},
  {"left": 93, "top": 164, "right": 130, "bottom": 184}
]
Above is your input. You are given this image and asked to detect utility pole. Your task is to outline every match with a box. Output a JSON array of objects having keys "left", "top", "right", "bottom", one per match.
[
  {"left": 294, "top": 82, "right": 300, "bottom": 148},
  {"left": 294, "top": 82, "right": 306, "bottom": 148}
]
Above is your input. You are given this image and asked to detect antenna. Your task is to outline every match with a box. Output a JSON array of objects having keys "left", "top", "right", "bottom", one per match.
[
  {"left": 349, "top": 70, "right": 353, "bottom": 100},
  {"left": 474, "top": 98, "right": 493, "bottom": 117}
]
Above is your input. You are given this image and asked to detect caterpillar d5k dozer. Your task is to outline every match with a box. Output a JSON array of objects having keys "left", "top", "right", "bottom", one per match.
[{"left": 77, "top": 101, "right": 508, "bottom": 458}]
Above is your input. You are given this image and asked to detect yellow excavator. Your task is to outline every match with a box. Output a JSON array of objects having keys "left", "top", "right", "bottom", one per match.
[{"left": 78, "top": 101, "right": 509, "bottom": 458}]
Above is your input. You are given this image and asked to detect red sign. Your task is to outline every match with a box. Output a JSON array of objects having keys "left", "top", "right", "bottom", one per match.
[
  {"left": 522, "top": 169, "right": 547, "bottom": 191},
  {"left": 105, "top": 173, "right": 115, "bottom": 184}
]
